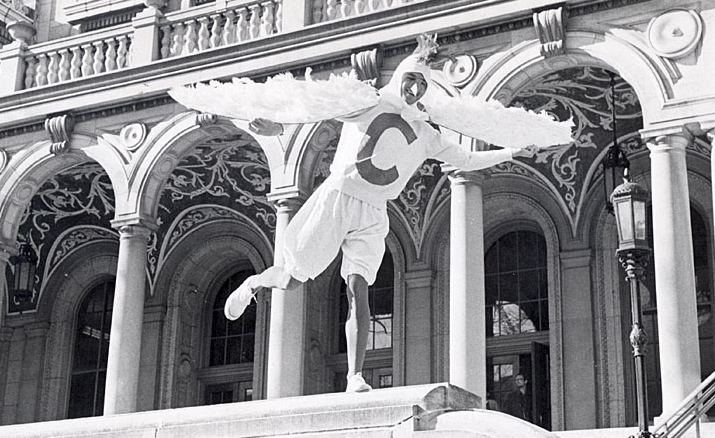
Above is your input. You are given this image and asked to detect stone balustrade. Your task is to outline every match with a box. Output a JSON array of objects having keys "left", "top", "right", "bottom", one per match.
[
  {"left": 0, "top": 0, "right": 428, "bottom": 95},
  {"left": 22, "top": 27, "right": 134, "bottom": 89},
  {"left": 159, "top": 0, "right": 282, "bottom": 59},
  {"left": 310, "top": 0, "right": 425, "bottom": 23}
]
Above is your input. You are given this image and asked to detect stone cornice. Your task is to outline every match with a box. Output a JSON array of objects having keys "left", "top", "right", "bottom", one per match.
[{"left": 0, "top": 0, "right": 655, "bottom": 136}]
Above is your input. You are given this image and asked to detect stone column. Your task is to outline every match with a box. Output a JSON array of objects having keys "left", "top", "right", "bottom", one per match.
[
  {"left": 447, "top": 170, "right": 487, "bottom": 402},
  {"left": 265, "top": 195, "right": 307, "bottom": 398},
  {"left": 646, "top": 131, "right": 700, "bottom": 415},
  {"left": 17, "top": 322, "right": 49, "bottom": 423},
  {"left": 104, "top": 221, "right": 153, "bottom": 414},
  {"left": 404, "top": 269, "right": 432, "bottom": 385},
  {"left": 559, "top": 249, "right": 597, "bottom": 429}
]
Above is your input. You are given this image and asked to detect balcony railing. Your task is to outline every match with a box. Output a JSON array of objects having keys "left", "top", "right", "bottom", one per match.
[
  {"left": 22, "top": 26, "right": 134, "bottom": 89},
  {"left": 159, "top": 0, "right": 281, "bottom": 60},
  {"left": 311, "top": 0, "right": 428, "bottom": 24},
  {"left": 0, "top": 0, "right": 430, "bottom": 96}
]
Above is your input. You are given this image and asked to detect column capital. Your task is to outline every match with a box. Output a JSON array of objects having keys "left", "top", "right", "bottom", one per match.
[
  {"left": 443, "top": 165, "right": 489, "bottom": 186},
  {"left": 23, "top": 321, "right": 50, "bottom": 338},
  {"left": 404, "top": 269, "right": 432, "bottom": 288},
  {"left": 115, "top": 225, "right": 154, "bottom": 240},
  {"left": 267, "top": 187, "right": 308, "bottom": 210},
  {"left": 641, "top": 125, "right": 696, "bottom": 149},
  {"left": 559, "top": 248, "right": 592, "bottom": 268},
  {"left": 111, "top": 214, "right": 158, "bottom": 234}
]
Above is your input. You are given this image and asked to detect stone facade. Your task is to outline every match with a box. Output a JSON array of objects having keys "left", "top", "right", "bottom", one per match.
[{"left": 1, "top": 0, "right": 714, "bottom": 434}]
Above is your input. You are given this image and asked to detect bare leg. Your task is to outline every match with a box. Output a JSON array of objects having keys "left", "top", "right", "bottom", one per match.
[{"left": 345, "top": 274, "right": 370, "bottom": 377}]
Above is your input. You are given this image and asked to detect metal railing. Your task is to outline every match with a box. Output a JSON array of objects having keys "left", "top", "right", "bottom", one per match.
[{"left": 652, "top": 371, "right": 715, "bottom": 438}]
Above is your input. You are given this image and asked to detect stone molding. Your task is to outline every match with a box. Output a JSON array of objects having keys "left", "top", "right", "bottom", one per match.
[
  {"left": 533, "top": 6, "right": 567, "bottom": 58},
  {"left": 45, "top": 114, "right": 75, "bottom": 155},
  {"left": 63, "top": 0, "right": 145, "bottom": 25}
]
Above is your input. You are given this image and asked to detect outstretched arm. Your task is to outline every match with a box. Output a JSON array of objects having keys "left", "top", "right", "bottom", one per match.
[
  {"left": 249, "top": 118, "right": 284, "bottom": 136},
  {"left": 431, "top": 138, "right": 538, "bottom": 171}
]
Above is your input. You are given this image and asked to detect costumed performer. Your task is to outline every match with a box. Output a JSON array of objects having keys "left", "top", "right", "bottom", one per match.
[{"left": 222, "top": 38, "right": 546, "bottom": 393}]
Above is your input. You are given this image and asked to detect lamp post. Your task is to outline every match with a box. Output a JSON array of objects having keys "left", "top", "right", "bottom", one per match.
[
  {"left": 611, "top": 173, "right": 652, "bottom": 438},
  {"left": 9, "top": 239, "right": 37, "bottom": 306},
  {"left": 603, "top": 72, "right": 630, "bottom": 214}
]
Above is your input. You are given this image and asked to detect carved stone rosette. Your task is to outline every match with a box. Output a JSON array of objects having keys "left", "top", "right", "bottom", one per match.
[
  {"left": 533, "top": 6, "right": 567, "bottom": 58},
  {"left": 350, "top": 47, "right": 383, "bottom": 87},
  {"left": 45, "top": 114, "right": 75, "bottom": 155},
  {"left": 442, "top": 54, "right": 479, "bottom": 88},
  {"left": 119, "top": 122, "right": 147, "bottom": 151},
  {"left": 647, "top": 9, "right": 703, "bottom": 59}
]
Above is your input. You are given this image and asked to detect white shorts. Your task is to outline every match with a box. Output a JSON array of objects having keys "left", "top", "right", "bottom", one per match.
[{"left": 282, "top": 184, "right": 390, "bottom": 285}]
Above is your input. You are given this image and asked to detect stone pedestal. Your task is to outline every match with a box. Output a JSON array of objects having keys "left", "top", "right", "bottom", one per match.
[
  {"left": 265, "top": 197, "right": 307, "bottom": 398},
  {"left": 447, "top": 171, "right": 487, "bottom": 401},
  {"left": 0, "top": 41, "right": 29, "bottom": 95},
  {"left": 104, "top": 223, "right": 153, "bottom": 415},
  {"left": 647, "top": 132, "right": 701, "bottom": 415}
]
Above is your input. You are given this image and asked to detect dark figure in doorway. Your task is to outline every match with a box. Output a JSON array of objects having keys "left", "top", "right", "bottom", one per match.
[{"left": 503, "top": 374, "right": 532, "bottom": 422}]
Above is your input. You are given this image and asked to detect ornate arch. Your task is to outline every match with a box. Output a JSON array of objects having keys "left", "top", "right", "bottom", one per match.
[
  {"left": 468, "top": 29, "right": 674, "bottom": 127},
  {"left": 0, "top": 134, "right": 128, "bottom": 245},
  {"left": 125, "top": 112, "right": 282, "bottom": 223},
  {"left": 157, "top": 229, "right": 270, "bottom": 409}
]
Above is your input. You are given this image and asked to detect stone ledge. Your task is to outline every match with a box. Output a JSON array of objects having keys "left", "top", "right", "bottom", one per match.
[{"left": 0, "top": 383, "right": 479, "bottom": 438}]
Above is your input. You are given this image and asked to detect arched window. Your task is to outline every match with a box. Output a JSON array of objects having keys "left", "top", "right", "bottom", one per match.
[
  {"left": 484, "top": 230, "right": 551, "bottom": 430},
  {"left": 485, "top": 230, "right": 549, "bottom": 337},
  {"left": 202, "top": 269, "right": 256, "bottom": 404},
  {"left": 67, "top": 280, "right": 114, "bottom": 418},
  {"left": 331, "top": 250, "right": 394, "bottom": 391}
]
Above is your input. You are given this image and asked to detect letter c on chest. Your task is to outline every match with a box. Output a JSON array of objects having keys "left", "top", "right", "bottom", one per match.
[{"left": 356, "top": 113, "right": 417, "bottom": 186}]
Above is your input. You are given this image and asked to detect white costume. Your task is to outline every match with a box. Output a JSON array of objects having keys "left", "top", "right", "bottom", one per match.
[{"left": 282, "top": 56, "right": 513, "bottom": 285}]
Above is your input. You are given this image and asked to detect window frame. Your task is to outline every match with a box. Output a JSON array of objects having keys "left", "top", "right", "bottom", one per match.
[{"left": 67, "top": 278, "right": 116, "bottom": 419}]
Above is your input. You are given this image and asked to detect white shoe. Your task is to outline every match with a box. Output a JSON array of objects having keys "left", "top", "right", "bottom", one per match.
[
  {"left": 345, "top": 372, "right": 372, "bottom": 393},
  {"left": 224, "top": 275, "right": 258, "bottom": 320}
]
